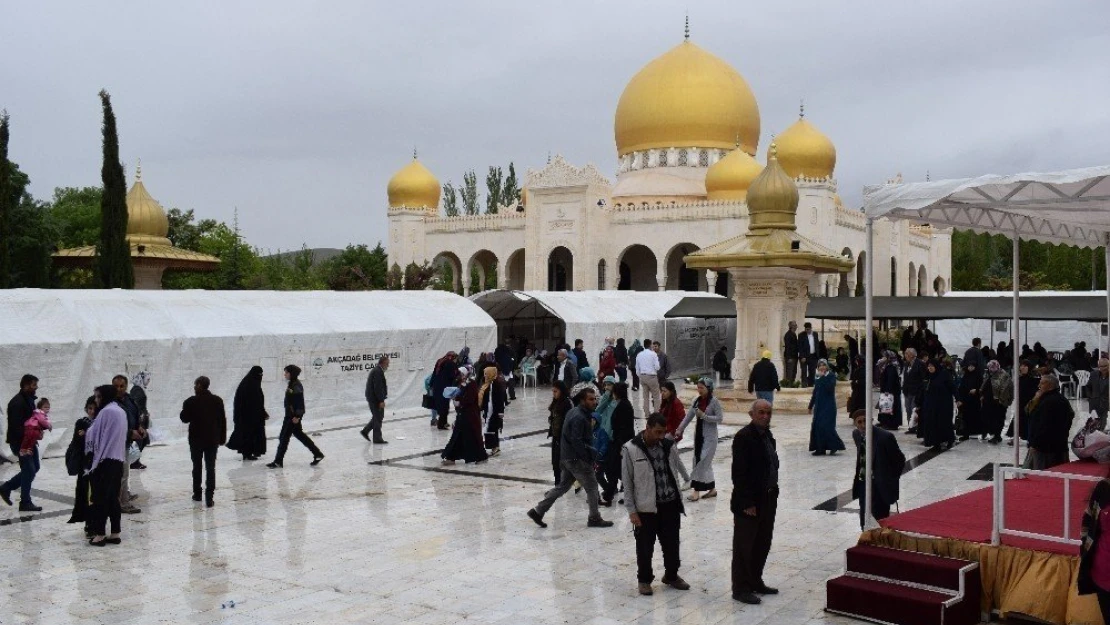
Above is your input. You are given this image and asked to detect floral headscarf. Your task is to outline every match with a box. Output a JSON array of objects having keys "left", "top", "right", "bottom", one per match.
[
  {"left": 698, "top": 376, "right": 715, "bottom": 392},
  {"left": 131, "top": 371, "right": 151, "bottom": 390},
  {"left": 987, "top": 360, "right": 1001, "bottom": 374}
]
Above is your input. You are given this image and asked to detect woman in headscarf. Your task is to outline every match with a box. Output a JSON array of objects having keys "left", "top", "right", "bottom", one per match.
[
  {"left": 956, "top": 362, "right": 984, "bottom": 441},
  {"left": 67, "top": 396, "right": 97, "bottom": 530},
  {"left": 578, "top": 366, "right": 597, "bottom": 388},
  {"left": 809, "top": 359, "right": 846, "bottom": 456},
  {"left": 547, "top": 381, "right": 572, "bottom": 484},
  {"left": 442, "top": 366, "right": 488, "bottom": 464},
  {"left": 602, "top": 382, "right": 635, "bottom": 505},
  {"left": 659, "top": 381, "right": 686, "bottom": 440},
  {"left": 227, "top": 366, "right": 268, "bottom": 461},
  {"left": 627, "top": 339, "right": 644, "bottom": 391},
  {"left": 676, "top": 376, "right": 723, "bottom": 500},
  {"left": 479, "top": 366, "right": 506, "bottom": 457},
  {"left": 921, "top": 359, "right": 957, "bottom": 451},
  {"left": 129, "top": 371, "right": 152, "bottom": 469},
  {"left": 847, "top": 355, "right": 866, "bottom": 416},
  {"left": 597, "top": 346, "right": 617, "bottom": 383},
  {"left": 431, "top": 352, "right": 458, "bottom": 430},
  {"left": 86, "top": 384, "right": 128, "bottom": 546},
  {"left": 1009, "top": 359, "right": 1040, "bottom": 441},
  {"left": 457, "top": 347, "right": 471, "bottom": 367},
  {"left": 980, "top": 360, "right": 1012, "bottom": 444},
  {"left": 878, "top": 350, "right": 904, "bottom": 430},
  {"left": 594, "top": 376, "right": 619, "bottom": 503},
  {"left": 613, "top": 338, "right": 629, "bottom": 384}
]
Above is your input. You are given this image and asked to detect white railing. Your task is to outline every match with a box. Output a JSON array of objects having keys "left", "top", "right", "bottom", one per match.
[{"left": 991, "top": 465, "right": 1103, "bottom": 546}]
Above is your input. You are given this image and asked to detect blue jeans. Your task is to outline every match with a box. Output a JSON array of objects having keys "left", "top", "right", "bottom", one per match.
[
  {"left": 756, "top": 391, "right": 775, "bottom": 405},
  {"left": 1, "top": 444, "right": 38, "bottom": 504}
]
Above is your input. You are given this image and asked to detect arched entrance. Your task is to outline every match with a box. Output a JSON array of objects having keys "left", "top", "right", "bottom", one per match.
[
  {"left": 597, "top": 259, "right": 607, "bottom": 290},
  {"left": 618, "top": 244, "right": 658, "bottom": 291},
  {"left": 548, "top": 246, "right": 573, "bottom": 291},
  {"left": 467, "top": 249, "right": 499, "bottom": 293},
  {"left": 907, "top": 261, "right": 917, "bottom": 296},
  {"left": 933, "top": 276, "right": 947, "bottom": 296},
  {"left": 838, "top": 247, "right": 853, "bottom": 296},
  {"left": 505, "top": 248, "right": 525, "bottom": 290},
  {"left": 855, "top": 251, "right": 867, "bottom": 296},
  {"left": 665, "top": 243, "right": 703, "bottom": 291},
  {"left": 917, "top": 265, "right": 928, "bottom": 297},
  {"left": 889, "top": 257, "right": 898, "bottom": 297},
  {"left": 433, "top": 251, "right": 463, "bottom": 294}
]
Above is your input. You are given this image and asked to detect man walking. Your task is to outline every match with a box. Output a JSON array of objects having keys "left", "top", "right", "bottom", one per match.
[
  {"left": 783, "top": 322, "right": 799, "bottom": 384},
  {"left": 179, "top": 376, "right": 227, "bottom": 507},
  {"left": 731, "top": 399, "right": 780, "bottom": 605},
  {"left": 113, "top": 375, "right": 142, "bottom": 514},
  {"left": 527, "top": 385, "right": 613, "bottom": 528},
  {"left": 1, "top": 375, "right": 40, "bottom": 510},
  {"left": 850, "top": 409, "right": 905, "bottom": 529},
  {"left": 556, "top": 349, "right": 577, "bottom": 387},
  {"left": 748, "top": 351, "right": 780, "bottom": 405},
  {"left": 654, "top": 341, "right": 672, "bottom": 383},
  {"left": 623, "top": 412, "right": 691, "bottom": 596},
  {"left": 798, "top": 322, "right": 819, "bottom": 387},
  {"left": 901, "top": 348, "right": 925, "bottom": 435},
  {"left": 572, "top": 339, "right": 590, "bottom": 371},
  {"left": 494, "top": 338, "right": 517, "bottom": 402},
  {"left": 636, "top": 341, "right": 662, "bottom": 417},
  {"left": 964, "top": 338, "right": 985, "bottom": 373},
  {"left": 361, "top": 355, "right": 390, "bottom": 444}
]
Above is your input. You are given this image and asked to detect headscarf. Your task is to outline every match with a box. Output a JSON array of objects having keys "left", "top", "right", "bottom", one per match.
[
  {"left": 434, "top": 352, "right": 457, "bottom": 374},
  {"left": 987, "top": 360, "right": 1001, "bottom": 374},
  {"left": 761, "top": 350, "right": 772, "bottom": 359},
  {"left": 458, "top": 347, "right": 471, "bottom": 365},
  {"left": 479, "top": 366, "right": 498, "bottom": 406},
  {"left": 131, "top": 370, "right": 151, "bottom": 390},
  {"left": 697, "top": 376, "right": 715, "bottom": 392},
  {"left": 578, "top": 366, "right": 596, "bottom": 384},
  {"left": 817, "top": 358, "right": 830, "bottom": 369},
  {"left": 602, "top": 375, "right": 617, "bottom": 386},
  {"left": 457, "top": 366, "right": 473, "bottom": 386}
]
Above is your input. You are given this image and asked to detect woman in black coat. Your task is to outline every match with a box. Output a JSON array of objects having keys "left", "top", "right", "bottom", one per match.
[
  {"left": 878, "top": 353, "right": 903, "bottom": 429},
  {"left": 602, "top": 382, "right": 636, "bottom": 504},
  {"left": 921, "top": 361, "right": 957, "bottom": 450},
  {"left": 227, "top": 366, "right": 268, "bottom": 460},
  {"left": 546, "top": 381, "right": 572, "bottom": 484},
  {"left": 431, "top": 352, "right": 458, "bottom": 430},
  {"left": 847, "top": 355, "right": 865, "bottom": 417},
  {"left": 957, "top": 364, "right": 984, "bottom": 441},
  {"left": 67, "top": 396, "right": 97, "bottom": 530}
]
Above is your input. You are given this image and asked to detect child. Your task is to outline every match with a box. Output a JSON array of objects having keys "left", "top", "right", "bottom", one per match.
[{"left": 16, "top": 398, "right": 53, "bottom": 509}]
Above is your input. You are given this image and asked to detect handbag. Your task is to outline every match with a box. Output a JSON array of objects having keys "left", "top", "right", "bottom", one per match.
[
  {"left": 484, "top": 431, "right": 500, "bottom": 450},
  {"left": 65, "top": 440, "right": 84, "bottom": 476},
  {"left": 878, "top": 392, "right": 894, "bottom": 415},
  {"left": 421, "top": 394, "right": 434, "bottom": 410}
]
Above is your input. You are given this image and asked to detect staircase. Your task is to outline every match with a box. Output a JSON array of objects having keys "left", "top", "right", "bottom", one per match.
[{"left": 826, "top": 545, "right": 982, "bottom": 625}]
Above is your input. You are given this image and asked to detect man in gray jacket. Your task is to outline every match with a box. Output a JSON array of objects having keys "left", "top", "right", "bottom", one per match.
[
  {"left": 623, "top": 412, "right": 691, "bottom": 596},
  {"left": 528, "top": 385, "right": 613, "bottom": 528},
  {"left": 360, "top": 356, "right": 389, "bottom": 444}
]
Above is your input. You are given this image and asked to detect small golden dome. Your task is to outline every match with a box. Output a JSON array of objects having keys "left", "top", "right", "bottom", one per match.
[
  {"left": 705, "top": 148, "right": 764, "bottom": 201},
  {"left": 387, "top": 157, "right": 440, "bottom": 210},
  {"left": 614, "top": 40, "right": 760, "bottom": 158},
  {"left": 775, "top": 112, "right": 836, "bottom": 180},
  {"left": 125, "top": 166, "right": 171, "bottom": 246},
  {"left": 746, "top": 144, "right": 799, "bottom": 232}
]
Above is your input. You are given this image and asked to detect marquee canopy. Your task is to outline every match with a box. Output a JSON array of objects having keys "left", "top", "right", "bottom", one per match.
[{"left": 863, "top": 166, "right": 1110, "bottom": 247}]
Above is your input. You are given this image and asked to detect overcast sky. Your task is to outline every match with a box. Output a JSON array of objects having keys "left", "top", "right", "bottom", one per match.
[{"left": 3, "top": 1, "right": 1108, "bottom": 251}]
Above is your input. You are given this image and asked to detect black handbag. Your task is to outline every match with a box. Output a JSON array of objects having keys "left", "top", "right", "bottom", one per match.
[
  {"left": 421, "top": 394, "right": 434, "bottom": 410},
  {"left": 65, "top": 440, "right": 84, "bottom": 476},
  {"left": 484, "top": 431, "right": 499, "bottom": 450}
]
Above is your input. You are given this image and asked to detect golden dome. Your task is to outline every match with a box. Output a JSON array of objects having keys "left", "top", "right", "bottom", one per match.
[
  {"left": 775, "top": 112, "right": 836, "bottom": 180},
  {"left": 705, "top": 148, "right": 764, "bottom": 201},
  {"left": 125, "top": 166, "right": 171, "bottom": 246},
  {"left": 746, "top": 144, "right": 799, "bottom": 232},
  {"left": 614, "top": 40, "right": 760, "bottom": 158},
  {"left": 387, "top": 157, "right": 440, "bottom": 209}
]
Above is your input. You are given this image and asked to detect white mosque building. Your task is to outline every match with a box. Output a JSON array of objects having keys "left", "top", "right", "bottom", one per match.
[{"left": 385, "top": 34, "right": 951, "bottom": 299}]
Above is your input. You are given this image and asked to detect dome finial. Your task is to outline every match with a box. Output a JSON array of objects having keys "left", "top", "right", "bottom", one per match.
[
  {"left": 136, "top": 158, "right": 142, "bottom": 181},
  {"left": 413, "top": 147, "right": 418, "bottom": 160},
  {"left": 769, "top": 141, "right": 778, "bottom": 160},
  {"left": 684, "top": 13, "right": 690, "bottom": 40},
  {"left": 799, "top": 99, "right": 805, "bottom": 119},
  {"left": 926, "top": 170, "right": 931, "bottom": 182},
  {"left": 735, "top": 133, "right": 741, "bottom": 149}
]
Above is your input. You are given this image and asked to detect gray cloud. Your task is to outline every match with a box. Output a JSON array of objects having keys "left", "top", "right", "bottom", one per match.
[{"left": 2, "top": 0, "right": 1107, "bottom": 251}]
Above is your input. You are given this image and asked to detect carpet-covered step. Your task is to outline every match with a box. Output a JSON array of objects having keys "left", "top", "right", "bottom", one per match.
[
  {"left": 826, "top": 575, "right": 977, "bottom": 625},
  {"left": 846, "top": 544, "right": 979, "bottom": 593}
]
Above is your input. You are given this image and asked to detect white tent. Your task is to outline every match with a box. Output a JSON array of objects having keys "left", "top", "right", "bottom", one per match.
[
  {"left": 469, "top": 290, "right": 736, "bottom": 376},
  {"left": 935, "top": 291, "right": 1107, "bottom": 353},
  {"left": 859, "top": 166, "right": 1110, "bottom": 529},
  {"left": 0, "top": 289, "right": 496, "bottom": 451}
]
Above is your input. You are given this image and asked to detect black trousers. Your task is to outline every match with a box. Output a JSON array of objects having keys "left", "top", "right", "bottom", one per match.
[
  {"left": 600, "top": 448, "right": 622, "bottom": 502},
  {"left": 363, "top": 402, "right": 385, "bottom": 441},
  {"left": 635, "top": 499, "right": 682, "bottom": 583},
  {"left": 89, "top": 459, "right": 123, "bottom": 536},
  {"left": 550, "top": 442, "right": 561, "bottom": 484},
  {"left": 732, "top": 489, "right": 778, "bottom": 594},
  {"left": 853, "top": 480, "right": 892, "bottom": 530},
  {"left": 274, "top": 417, "right": 323, "bottom": 463},
  {"left": 1098, "top": 589, "right": 1110, "bottom": 624},
  {"left": 71, "top": 473, "right": 89, "bottom": 523},
  {"left": 801, "top": 356, "right": 818, "bottom": 386},
  {"left": 630, "top": 367, "right": 640, "bottom": 390},
  {"left": 190, "top": 445, "right": 218, "bottom": 498}
]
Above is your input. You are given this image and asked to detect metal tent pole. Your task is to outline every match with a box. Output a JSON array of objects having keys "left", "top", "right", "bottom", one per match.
[
  {"left": 1013, "top": 233, "right": 1022, "bottom": 468},
  {"left": 865, "top": 217, "right": 876, "bottom": 529},
  {"left": 1105, "top": 235, "right": 1109, "bottom": 416}
]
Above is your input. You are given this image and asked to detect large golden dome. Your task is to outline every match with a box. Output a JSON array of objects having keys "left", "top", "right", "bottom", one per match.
[
  {"left": 387, "top": 157, "right": 440, "bottom": 210},
  {"left": 614, "top": 40, "right": 760, "bottom": 158},
  {"left": 705, "top": 147, "right": 763, "bottom": 201},
  {"left": 775, "top": 113, "right": 836, "bottom": 180},
  {"left": 125, "top": 167, "right": 171, "bottom": 246}
]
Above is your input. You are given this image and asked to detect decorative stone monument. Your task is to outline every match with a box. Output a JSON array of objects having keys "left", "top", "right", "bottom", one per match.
[{"left": 684, "top": 144, "right": 853, "bottom": 388}]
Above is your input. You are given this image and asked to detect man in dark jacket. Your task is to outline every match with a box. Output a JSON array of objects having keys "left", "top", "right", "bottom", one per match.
[
  {"left": 845, "top": 334, "right": 860, "bottom": 365},
  {"left": 494, "top": 338, "right": 517, "bottom": 401},
  {"left": 361, "top": 356, "right": 390, "bottom": 444},
  {"left": 113, "top": 375, "right": 143, "bottom": 514},
  {"left": 713, "top": 346, "right": 732, "bottom": 381},
  {"left": 783, "top": 322, "right": 798, "bottom": 384},
  {"left": 528, "top": 385, "right": 612, "bottom": 528},
  {"left": 850, "top": 410, "right": 906, "bottom": 529},
  {"left": 964, "top": 338, "right": 985, "bottom": 372},
  {"left": 179, "top": 376, "right": 227, "bottom": 507},
  {"left": 798, "top": 322, "right": 819, "bottom": 387},
  {"left": 747, "top": 351, "right": 780, "bottom": 405},
  {"left": 901, "top": 348, "right": 925, "bottom": 434},
  {"left": 731, "top": 399, "right": 780, "bottom": 605},
  {"left": 1, "top": 375, "right": 39, "bottom": 509},
  {"left": 1025, "top": 375, "right": 1075, "bottom": 469},
  {"left": 572, "top": 339, "right": 591, "bottom": 371}
]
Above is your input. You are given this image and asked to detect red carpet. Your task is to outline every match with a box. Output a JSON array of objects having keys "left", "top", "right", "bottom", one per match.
[{"left": 881, "top": 460, "right": 1110, "bottom": 556}]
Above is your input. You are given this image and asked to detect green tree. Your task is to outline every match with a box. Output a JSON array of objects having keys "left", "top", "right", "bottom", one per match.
[
  {"left": 0, "top": 111, "right": 11, "bottom": 288},
  {"left": 502, "top": 162, "right": 520, "bottom": 207},
  {"left": 387, "top": 262, "right": 403, "bottom": 289},
  {"left": 167, "top": 207, "right": 219, "bottom": 251},
  {"left": 485, "top": 166, "right": 503, "bottom": 214},
  {"left": 460, "top": 170, "right": 479, "bottom": 215},
  {"left": 96, "top": 90, "right": 133, "bottom": 288},
  {"left": 47, "top": 186, "right": 102, "bottom": 248},
  {"left": 442, "top": 182, "right": 458, "bottom": 217},
  {"left": 403, "top": 261, "right": 439, "bottom": 290},
  {"left": 319, "top": 243, "right": 389, "bottom": 290},
  {"left": 162, "top": 219, "right": 259, "bottom": 290}
]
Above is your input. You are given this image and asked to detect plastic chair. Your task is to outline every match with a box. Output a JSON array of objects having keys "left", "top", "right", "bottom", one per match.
[
  {"left": 1056, "top": 368, "right": 1077, "bottom": 400},
  {"left": 1074, "top": 369, "right": 1092, "bottom": 412},
  {"left": 521, "top": 361, "right": 538, "bottom": 389}
]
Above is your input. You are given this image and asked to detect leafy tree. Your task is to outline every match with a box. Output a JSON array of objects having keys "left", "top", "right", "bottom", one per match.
[
  {"left": 8, "top": 193, "right": 54, "bottom": 288},
  {"left": 442, "top": 182, "right": 458, "bottom": 217},
  {"left": 319, "top": 243, "right": 389, "bottom": 290},
  {"left": 0, "top": 111, "right": 11, "bottom": 288},
  {"left": 502, "top": 162, "right": 520, "bottom": 207},
  {"left": 460, "top": 170, "right": 479, "bottom": 215},
  {"left": 167, "top": 207, "right": 219, "bottom": 251},
  {"left": 96, "top": 90, "right": 133, "bottom": 288},
  {"left": 485, "top": 166, "right": 503, "bottom": 214},
  {"left": 47, "top": 186, "right": 102, "bottom": 248},
  {"left": 950, "top": 229, "right": 1105, "bottom": 291},
  {"left": 162, "top": 220, "right": 259, "bottom": 290},
  {"left": 387, "top": 262, "right": 403, "bottom": 290}
]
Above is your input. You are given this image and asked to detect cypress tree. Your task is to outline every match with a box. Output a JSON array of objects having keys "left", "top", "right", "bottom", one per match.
[
  {"left": 0, "top": 110, "right": 11, "bottom": 288},
  {"left": 96, "top": 90, "right": 133, "bottom": 288}
]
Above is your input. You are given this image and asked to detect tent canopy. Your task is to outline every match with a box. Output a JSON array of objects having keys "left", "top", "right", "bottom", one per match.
[
  {"left": 862, "top": 166, "right": 1110, "bottom": 247},
  {"left": 471, "top": 290, "right": 725, "bottom": 325}
]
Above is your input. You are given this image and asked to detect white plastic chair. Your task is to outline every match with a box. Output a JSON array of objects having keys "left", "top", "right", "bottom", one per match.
[
  {"left": 1057, "top": 368, "right": 1077, "bottom": 400},
  {"left": 521, "top": 362, "right": 538, "bottom": 389},
  {"left": 1074, "top": 369, "right": 1092, "bottom": 413}
]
